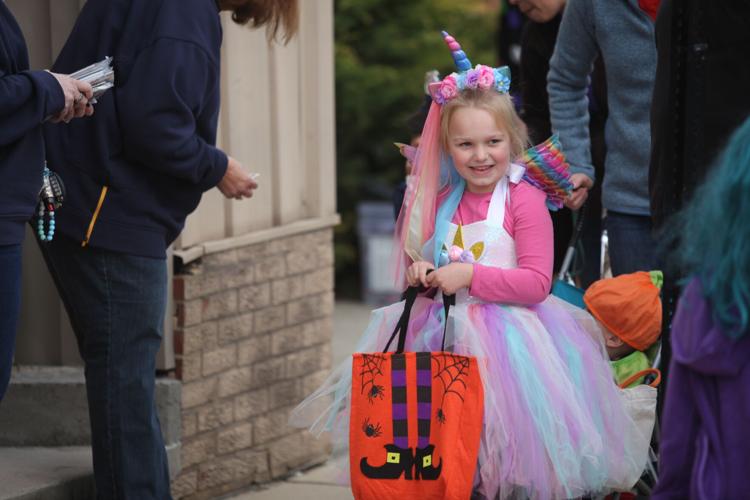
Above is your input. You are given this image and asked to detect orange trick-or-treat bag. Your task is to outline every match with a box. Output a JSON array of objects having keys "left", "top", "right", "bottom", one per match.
[{"left": 349, "top": 288, "right": 484, "bottom": 500}]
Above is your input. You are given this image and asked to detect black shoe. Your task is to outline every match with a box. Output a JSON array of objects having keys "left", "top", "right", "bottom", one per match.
[
  {"left": 360, "top": 443, "right": 415, "bottom": 480},
  {"left": 414, "top": 443, "right": 442, "bottom": 480}
]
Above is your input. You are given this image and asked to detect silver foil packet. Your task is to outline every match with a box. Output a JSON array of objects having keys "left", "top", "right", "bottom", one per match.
[{"left": 70, "top": 56, "right": 115, "bottom": 104}]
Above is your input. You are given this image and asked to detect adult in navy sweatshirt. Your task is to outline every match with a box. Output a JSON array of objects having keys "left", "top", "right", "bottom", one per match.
[
  {"left": 0, "top": 2, "right": 93, "bottom": 402},
  {"left": 40, "top": 1, "right": 297, "bottom": 498},
  {"left": 44, "top": 0, "right": 260, "bottom": 257}
]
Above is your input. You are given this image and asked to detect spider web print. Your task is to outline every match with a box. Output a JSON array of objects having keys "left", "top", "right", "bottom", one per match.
[
  {"left": 359, "top": 353, "right": 387, "bottom": 404},
  {"left": 433, "top": 353, "right": 470, "bottom": 424}
]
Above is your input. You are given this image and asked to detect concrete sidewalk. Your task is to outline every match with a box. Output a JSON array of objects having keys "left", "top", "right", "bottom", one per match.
[
  {"left": 0, "top": 447, "right": 94, "bottom": 500},
  {"left": 0, "top": 301, "right": 373, "bottom": 500},
  {"left": 225, "top": 300, "right": 372, "bottom": 499},
  {"left": 329, "top": 300, "right": 373, "bottom": 365},
  {"left": 225, "top": 463, "right": 353, "bottom": 500}
]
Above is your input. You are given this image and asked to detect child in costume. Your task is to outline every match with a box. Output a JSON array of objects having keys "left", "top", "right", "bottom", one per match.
[
  {"left": 652, "top": 116, "right": 750, "bottom": 500},
  {"left": 584, "top": 271, "right": 663, "bottom": 387},
  {"left": 293, "top": 31, "right": 648, "bottom": 499}
]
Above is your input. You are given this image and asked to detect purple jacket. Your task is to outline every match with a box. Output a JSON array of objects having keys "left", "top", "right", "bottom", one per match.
[{"left": 652, "top": 278, "right": 750, "bottom": 499}]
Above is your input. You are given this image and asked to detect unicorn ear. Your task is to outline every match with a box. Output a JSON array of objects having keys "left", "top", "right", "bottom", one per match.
[
  {"left": 452, "top": 224, "right": 464, "bottom": 249},
  {"left": 428, "top": 82, "right": 443, "bottom": 102},
  {"left": 470, "top": 241, "right": 485, "bottom": 261},
  {"left": 495, "top": 66, "right": 511, "bottom": 81}
]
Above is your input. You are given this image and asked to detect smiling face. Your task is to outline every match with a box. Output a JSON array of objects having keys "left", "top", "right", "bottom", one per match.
[
  {"left": 447, "top": 106, "right": 512, "bottom": 193},
  {"left": 508, "top": 0, "right": 566, "bottom": 23}
]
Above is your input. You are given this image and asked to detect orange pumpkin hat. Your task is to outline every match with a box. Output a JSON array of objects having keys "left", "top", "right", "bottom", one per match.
[{"left": 583, "top": 271, "right": 663, "bottom": 351}]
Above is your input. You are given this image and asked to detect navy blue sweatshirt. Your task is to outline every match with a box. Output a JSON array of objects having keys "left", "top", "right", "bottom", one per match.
[
  {"left": 44, "top": 0, "right": 228, "bottom": 258},
  {"left": 0, "top": 3, "right": 65, "bottom": 245}
]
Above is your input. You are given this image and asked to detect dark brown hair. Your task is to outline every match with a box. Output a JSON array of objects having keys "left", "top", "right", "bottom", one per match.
[{"left": 219, "top": 0, "right": 299, "bottom": 44}]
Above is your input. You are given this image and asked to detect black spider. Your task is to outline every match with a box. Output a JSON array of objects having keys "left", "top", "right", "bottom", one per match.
[
  {"left": 359, "top": 354, "right": 386, "bottom": 404},
  {"left": 362, "top": 417, "right": 383, "bottom": 438},
  {"left": 436, "top": 407, "right": 446, "bottom": 425},
  {"left": 367, "top": 384, "right": 385, "bottom": 404}
]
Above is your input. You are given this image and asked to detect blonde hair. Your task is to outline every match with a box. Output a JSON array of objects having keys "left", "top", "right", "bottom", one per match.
[{"left": 440, "top": 89, "right": 528, "bottom": 160}]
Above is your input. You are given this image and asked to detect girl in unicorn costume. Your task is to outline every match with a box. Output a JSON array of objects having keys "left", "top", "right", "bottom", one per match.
[{"left": 292, "top": 31, "right": 648, "bottom": 499}]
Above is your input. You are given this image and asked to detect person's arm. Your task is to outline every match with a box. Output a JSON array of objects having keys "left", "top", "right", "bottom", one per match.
[
  {"left": 650, "top": 356, "right": 698, "bottom": 499},
  {"left": 469, "top": 184, "right": 553, "bottom": 304},
  {"left": 117, "top": 38, "right": 228, "bottom": 190},
  {"left": 651, "top": 358, "right": 698, "bottom": 497},
  {"left": 0, "top": 69, "right": 64, "bottom": 147},
  {"left": 651, "top": 283, "right": 702, "bottom": 499},
  {"left": 547, "top": 0, "right": 598, "bottom": 183}
]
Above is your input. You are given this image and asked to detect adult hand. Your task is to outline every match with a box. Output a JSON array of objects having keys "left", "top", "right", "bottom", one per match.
[
  {"left": 425, "top": 263, "right": 473, "bottom": 295},
  {"left": 565, "top": 173, "right": 594, "bottom": 210},
  {"left": 48, "top": 73, "right": 94, "bottom": 123},
  {"left": 406, "top": 261, "right": 435, "bottom": 288},
  {"left": 217, "top": 156, "right": 258, "bottom": 200}
]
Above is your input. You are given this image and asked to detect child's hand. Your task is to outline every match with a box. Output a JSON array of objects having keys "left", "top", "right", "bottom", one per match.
[
  {"left": 406, "top": 261, "right": 435, "bottom": 288},
  {"left": 426, "top": 263, "right": 473, "bottom": 295}
]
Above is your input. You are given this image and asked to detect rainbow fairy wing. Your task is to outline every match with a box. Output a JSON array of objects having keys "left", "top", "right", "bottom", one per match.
[
  {"left": 394, "top": 142, "right": 418, "bottom": 165},
  {"left": 518, "top": 135, "right": 573, "bottom": 211}
]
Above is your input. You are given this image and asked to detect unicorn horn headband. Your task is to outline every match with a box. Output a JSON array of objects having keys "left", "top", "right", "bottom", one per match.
[
  {"left": 442, "top": 30, "right": 472, "bottom": 71},
  {"left": 428, "top": 31, "right": 511, "bottom": 105}
]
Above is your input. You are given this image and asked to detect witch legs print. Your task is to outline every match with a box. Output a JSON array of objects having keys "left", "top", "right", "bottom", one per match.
[
  {"left": 415, "top": 353, "right": 442, "bottom": 480},
  {"left": 293, "top": 288, "right": 483, "bottom": 499},
  {"left": 360, "top": 352, "right": 442, "bottom": 481}
]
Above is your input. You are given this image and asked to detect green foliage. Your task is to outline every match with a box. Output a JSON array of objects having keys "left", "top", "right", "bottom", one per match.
[{"left": 334, "top": 0, "right": 498, "bottom": 298}]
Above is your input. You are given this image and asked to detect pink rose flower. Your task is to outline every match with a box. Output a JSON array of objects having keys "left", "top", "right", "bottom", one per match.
[
  {"left": 477, "top": 65, "right": 495, "bottom": 89},
  {"left": 440, "top": 76, "right": 458, "bottom": 101}
]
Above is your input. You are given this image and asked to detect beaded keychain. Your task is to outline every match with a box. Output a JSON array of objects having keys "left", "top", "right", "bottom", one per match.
[{"left": 37, "top": 163, "right": 64, "bottom": 242}]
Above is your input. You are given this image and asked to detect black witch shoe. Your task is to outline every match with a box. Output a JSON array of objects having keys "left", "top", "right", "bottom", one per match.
[
  {"left": 360, "top": 444, "right": 415, "bottom": 480},
  {"left": 414, "top": 444, "right": 442, "bottom": 480}
]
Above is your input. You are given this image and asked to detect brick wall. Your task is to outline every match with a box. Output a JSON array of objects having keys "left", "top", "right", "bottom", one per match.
[{"left": 171, "top": 228, "right": 335, "bottom": 499}]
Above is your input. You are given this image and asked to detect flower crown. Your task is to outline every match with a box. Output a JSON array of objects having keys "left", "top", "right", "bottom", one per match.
[{"left": 428, "top": 31, "right": 511, "bottom": 105}]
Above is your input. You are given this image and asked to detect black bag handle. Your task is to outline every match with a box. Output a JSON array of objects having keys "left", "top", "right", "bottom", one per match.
[
  {"left": 383, "top": 282, "right": 455, "bottom": 354},
  {"left": 440, "top": 293, "right": 455, "bottom": 352},
  {"left": 382, "top": 286, "right": 418, "bottom": 354}
]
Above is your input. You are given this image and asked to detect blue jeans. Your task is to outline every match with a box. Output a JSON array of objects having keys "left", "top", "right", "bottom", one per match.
[
  {"left": 0, "top": 243, "right": 22, "bottom": 402},
  {"left": 605, "top": 211, "right": 657, "bottom": 276},
  {"left": 40, "top": 236, "right": 172, "bottom": 500}
]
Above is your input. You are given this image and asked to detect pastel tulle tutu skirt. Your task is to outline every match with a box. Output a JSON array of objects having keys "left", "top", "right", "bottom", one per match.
[{"left": 291, "top": 293, "right": 649, "bottom": 499}]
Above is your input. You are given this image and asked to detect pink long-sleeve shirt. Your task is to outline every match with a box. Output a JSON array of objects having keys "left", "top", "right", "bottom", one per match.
[{"left": 452, "top": 182, "right": 553, "bottom": 305}]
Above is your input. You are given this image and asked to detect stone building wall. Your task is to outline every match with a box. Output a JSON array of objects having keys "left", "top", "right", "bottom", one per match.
[{"left": 170, "top": 228, "right": 335, "bottom": 499}]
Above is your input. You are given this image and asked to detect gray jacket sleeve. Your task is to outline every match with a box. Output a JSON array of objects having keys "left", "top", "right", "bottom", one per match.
[{"left": 547, "top": 0, "right": 599, "bottom": 182}]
